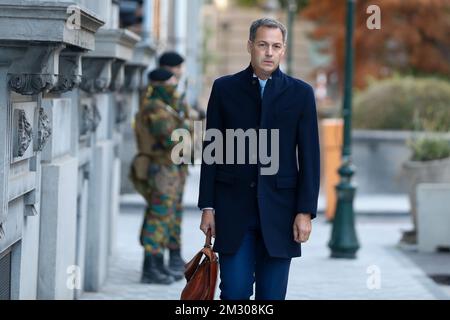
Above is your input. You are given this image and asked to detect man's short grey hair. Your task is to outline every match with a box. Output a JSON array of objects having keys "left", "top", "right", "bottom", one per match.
[{"left": 249, "top": 18, "right": 287, "bottom": 44}]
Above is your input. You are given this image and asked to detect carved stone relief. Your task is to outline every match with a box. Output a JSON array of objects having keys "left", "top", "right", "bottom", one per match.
[
  {"left": 8, "top": 74, "right": 54, "bottom": 96},
  {"left": 80, "top": 103, "right": 102, "bottom": 136},
  {"left": 36, "top": 108, "right": 52, "bottom": 152},
  {"left": 16, "top": 110, "right": 33, "bottom": 157}
]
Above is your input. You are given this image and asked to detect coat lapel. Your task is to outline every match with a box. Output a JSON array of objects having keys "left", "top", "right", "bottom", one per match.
[
  {"left": 264, "top": 70, "right": 289, "bottom": 106},
  {"left": 261, "top": 67, "right": 290, "bottom": 126},
  {"left": 238, "top": 64, "right": 291, "bottom": 127},
  {"left": 239, "top": 64, "right": 262, "bottom": 104}
]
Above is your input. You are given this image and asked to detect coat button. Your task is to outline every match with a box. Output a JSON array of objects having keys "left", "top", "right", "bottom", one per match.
[{"left": 250, "top": 182, "right": 256, "bottom": 188}]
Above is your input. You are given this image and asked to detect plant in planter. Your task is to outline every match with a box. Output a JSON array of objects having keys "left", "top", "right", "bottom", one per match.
[{"left": 401, "top": 137, "right": 450, "bottom": 244}]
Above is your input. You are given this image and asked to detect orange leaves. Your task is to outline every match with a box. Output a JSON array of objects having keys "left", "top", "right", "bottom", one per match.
[{"left": 301, "top": 0, "right": 450, "bottom": 88}]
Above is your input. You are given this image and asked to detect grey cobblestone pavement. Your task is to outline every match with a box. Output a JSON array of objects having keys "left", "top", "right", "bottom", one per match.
[{"left": 80, "top": 206, "right": 450, "bottom": 300}]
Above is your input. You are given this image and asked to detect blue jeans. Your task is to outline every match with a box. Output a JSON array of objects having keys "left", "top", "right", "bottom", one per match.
[{"left": 218, "top": 214, "right": 292, "bottom": 300}]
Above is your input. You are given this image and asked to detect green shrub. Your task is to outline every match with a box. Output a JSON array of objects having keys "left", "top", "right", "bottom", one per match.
[
  {"left": 408, "top": 138, "right": 450, "bottom": 162},
  {"left": 353, "top": 77, "right": 450, "bottom": 131}
]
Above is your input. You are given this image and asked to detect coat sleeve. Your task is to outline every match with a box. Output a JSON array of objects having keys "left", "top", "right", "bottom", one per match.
[
  {"left": 296, "top": 85, "right": 321, "bottom": 219},
  {"left": 197, "top": 80, "right": 222, "bottom": 210}
]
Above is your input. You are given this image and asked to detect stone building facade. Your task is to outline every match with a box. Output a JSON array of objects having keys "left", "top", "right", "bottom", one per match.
[{"left": 0, "top": 0, "right": 203, "bottom": 300}]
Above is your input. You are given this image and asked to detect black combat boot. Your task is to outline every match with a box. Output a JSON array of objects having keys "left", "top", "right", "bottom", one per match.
[
  {"left": 141, "top": 254, "right": 174, "bottom": 285},
  {"left": 169, "top": 248, "right": 186, "bottom": 274},
  {"left": 157, "top": 257, "right": 184, "bottom": 281}
]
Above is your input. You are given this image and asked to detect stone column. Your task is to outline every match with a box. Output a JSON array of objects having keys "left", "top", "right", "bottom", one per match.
[
  {"left": 80, "top": 28, "right": 140, "bottom": 292},
  {"left": 120, "top": 43, "right": 157, "bottom": 194}
]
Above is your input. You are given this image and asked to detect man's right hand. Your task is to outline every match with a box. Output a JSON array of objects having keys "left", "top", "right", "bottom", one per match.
[{"left": 200, "top": 209, "right": 216, "bottom": 238}]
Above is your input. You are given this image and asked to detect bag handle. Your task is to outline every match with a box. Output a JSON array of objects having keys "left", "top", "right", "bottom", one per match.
[{"left": 204, "top": 228, "right": 212, "bottom": 248}]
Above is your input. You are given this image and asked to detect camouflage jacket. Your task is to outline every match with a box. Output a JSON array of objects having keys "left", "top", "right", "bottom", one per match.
[{"left": 134, "top": 86, "right": 192, "bottom": 166}]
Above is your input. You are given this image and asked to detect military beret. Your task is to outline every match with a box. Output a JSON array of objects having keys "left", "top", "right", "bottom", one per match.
[
  {"left": 148, "top": 68, "right": 174, "bottom": 82},
  {"left": 158, "top": 51, "right": 185, "bottom": 67}
]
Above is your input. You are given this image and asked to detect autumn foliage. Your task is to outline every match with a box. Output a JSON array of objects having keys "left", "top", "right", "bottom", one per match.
[{"left": 301, "top": 0, "right": 450, "bottom": 88}]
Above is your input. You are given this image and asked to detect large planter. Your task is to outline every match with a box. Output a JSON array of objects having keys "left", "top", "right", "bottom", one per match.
[
  {"left": 402, "top": 157, "right": 450, "bottom": 243},
  {"left": 352, "top": 130, "right": 416, "bottom": 195},
  {"left": 351, "top": 130, "right": 450, "bottom": 195}
]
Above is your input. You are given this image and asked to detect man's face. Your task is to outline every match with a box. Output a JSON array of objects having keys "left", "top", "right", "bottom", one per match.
[
  {"left": 165, "top": 65, "right": 183, "bottom": 80},
  {"left": 247, "top": 26, "right": 286, "bottom": 77}
]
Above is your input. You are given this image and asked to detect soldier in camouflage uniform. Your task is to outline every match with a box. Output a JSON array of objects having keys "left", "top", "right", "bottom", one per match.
[
  {"left": 159, "top": 52, "right": 205, "bottom": 274},
  {"left": 129, "top": 68, "right": 190, "bottom": 284}
]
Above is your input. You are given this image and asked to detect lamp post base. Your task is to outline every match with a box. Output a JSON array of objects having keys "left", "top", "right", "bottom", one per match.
[
  {"left": 328, "top": 169, "right": 360, "bottom": 259},
  {"left": 330, "top": 249, "right": 358, "bottom": 259}
]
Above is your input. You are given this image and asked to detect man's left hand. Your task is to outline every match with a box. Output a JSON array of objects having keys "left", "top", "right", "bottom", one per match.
[{"left": 293, "top": 213, "right": 312, "bottom": 243}]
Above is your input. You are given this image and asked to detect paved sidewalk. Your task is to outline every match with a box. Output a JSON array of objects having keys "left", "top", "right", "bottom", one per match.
[{"left": 80, "top": 206, "right": 449, "bottom": 300}]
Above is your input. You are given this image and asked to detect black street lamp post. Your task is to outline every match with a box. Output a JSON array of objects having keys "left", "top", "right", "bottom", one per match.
[
  {"left": 328, "top": 0, "right": 360, "bottom": 259},
  {"left": 286, "top": 0, "right": 297, "bottom": 76}
]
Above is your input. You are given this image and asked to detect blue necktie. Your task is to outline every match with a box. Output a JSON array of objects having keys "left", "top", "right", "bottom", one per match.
[{"left": 259, "top": 79, "right": 267, "bottom": 98}]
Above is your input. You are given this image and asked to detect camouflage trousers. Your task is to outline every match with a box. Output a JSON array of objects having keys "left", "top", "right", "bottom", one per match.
[
  {"left": 136, "top": 163, "right": 182, "bottom": 256},
  {"left": 169, "top": 165, "right": 188, "bottom": 250}
]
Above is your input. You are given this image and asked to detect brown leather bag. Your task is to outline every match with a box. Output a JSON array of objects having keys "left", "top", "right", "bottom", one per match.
[{"left": 180, "top": 230, "right": 219, "bottom": 300}]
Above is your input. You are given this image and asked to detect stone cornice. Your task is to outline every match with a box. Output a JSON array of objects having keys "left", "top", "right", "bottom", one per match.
[
  {"left": 0, "top": 1, "right": 104, "bottom": 51},
  {"left": 80, "top": 29, "right": 140, "bottom": 93},
  {"left": 127, "top": 42, "right": 156, "bottom": 67},
  {"left": 85, "top": 28, "right": 141, "bottom": 61},
  {"left": 122, "top": 42, "right": 156, "bottom": 92}
]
